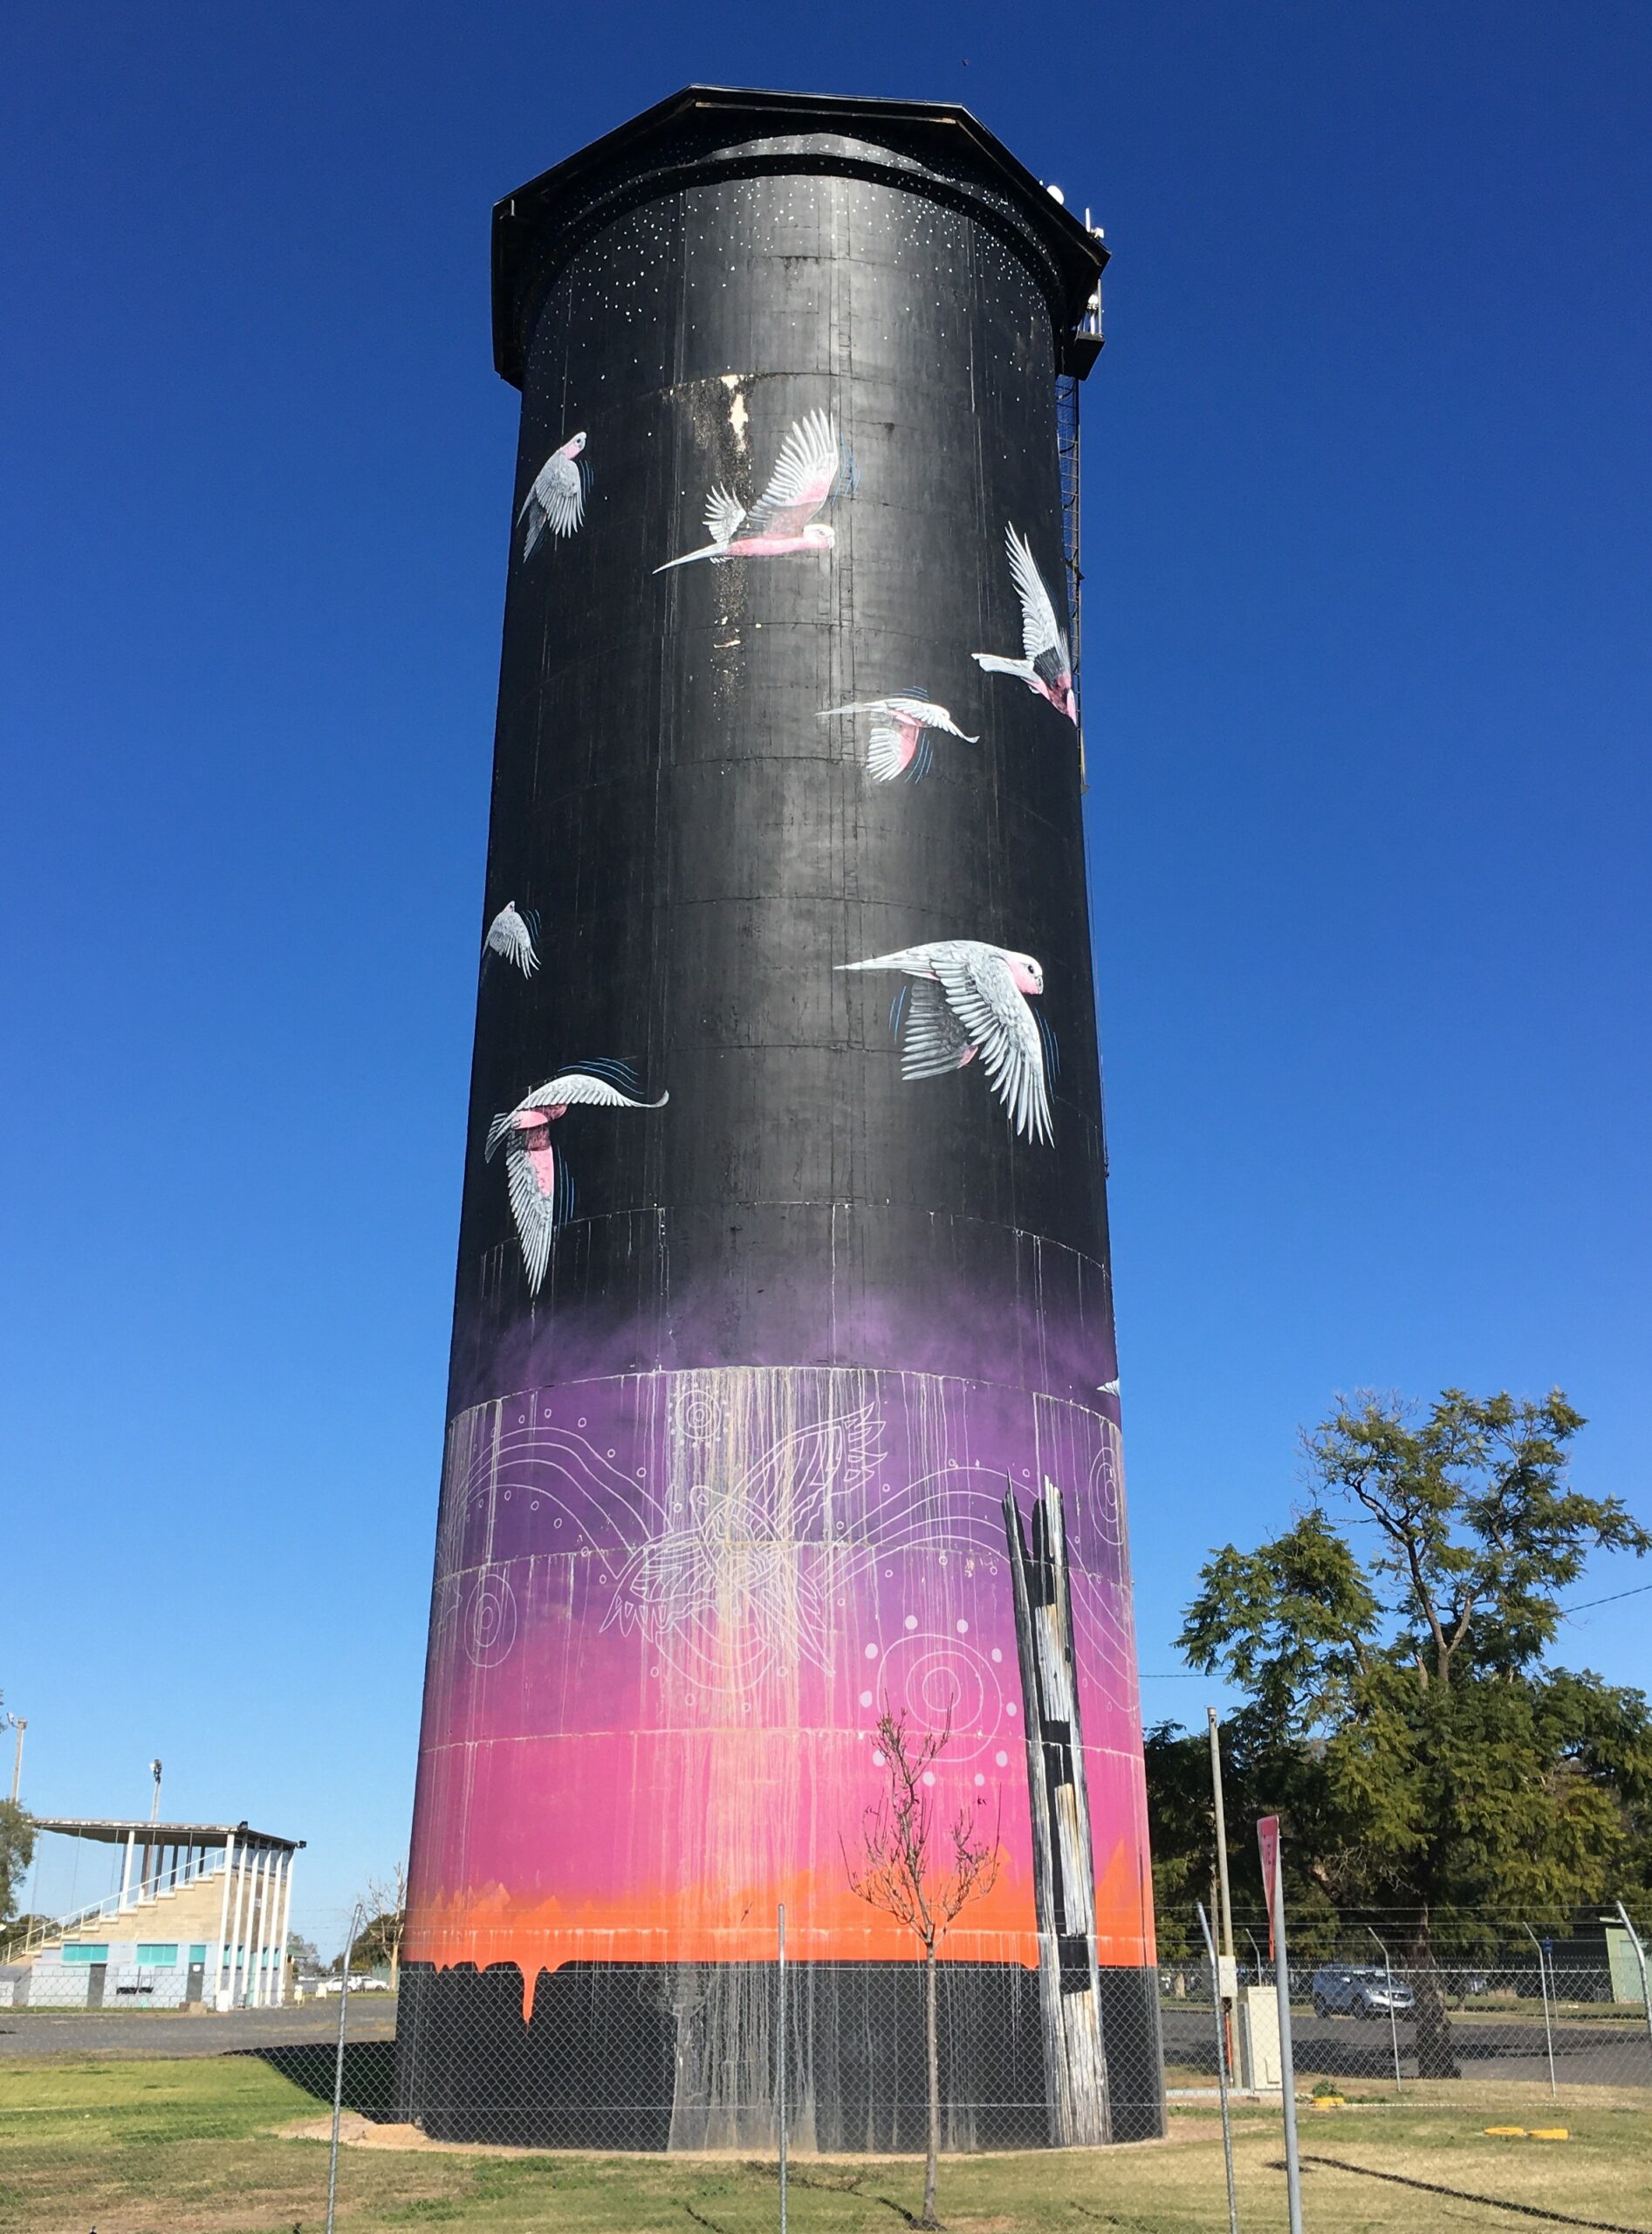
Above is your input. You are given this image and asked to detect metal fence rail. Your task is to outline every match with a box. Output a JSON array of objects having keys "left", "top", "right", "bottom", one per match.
[{"left": 1162, "top": 1959, "right": 1652, "bottom": 2093}]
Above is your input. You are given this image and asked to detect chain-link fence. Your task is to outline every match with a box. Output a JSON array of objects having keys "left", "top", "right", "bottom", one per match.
[
  {"left": 4, "top": 1911, "right": 1652, "bottom": 2232},
  {"left": 1161, "top": 1908, "right": 1652, "bottom": 2101},
  {"left": 390, "top": 1943, "right": 1168, "bottom": 2152}
]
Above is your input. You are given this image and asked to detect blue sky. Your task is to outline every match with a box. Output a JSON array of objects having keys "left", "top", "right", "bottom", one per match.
[{"left": 3, "top": 2, "right": 1648, "bottom": 1950}]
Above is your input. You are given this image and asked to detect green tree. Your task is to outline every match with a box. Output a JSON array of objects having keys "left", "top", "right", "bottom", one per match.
[
  {"left": 1142, "top": 1721, "right": 1212, "bottom": 1966},
  {"left": 348, "top": 1909, "right": 401, "bottom": 1974},
  {"left": 1142, "top": 1718, "right": 1342, "bottom": 1971},
  {"left": 342, "top": 1865, "right": 408, "bottom": 1984},
  {"left": 0, "top": 1801, "right": 32, "bottom": 1930},
  {"left": 1178, "top": 1388, "right": 1652, "bottom": 2074},
  {"left": 0, "top": 1690, "right": 33, "bottom": 1939},
  {"left": 0, "top": 1913, "right": 53, "bottom": 1957},
  {"left": 286, "top": 1932, "right": 321, "bottom": 1975}
]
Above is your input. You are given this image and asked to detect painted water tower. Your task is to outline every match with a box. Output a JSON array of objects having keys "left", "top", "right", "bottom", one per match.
[{"left": 398, "top": 86, "right": 1161, "bottom": 2149}]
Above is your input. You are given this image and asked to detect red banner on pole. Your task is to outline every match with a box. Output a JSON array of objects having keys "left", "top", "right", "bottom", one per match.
[{"left": 1258, "top": 1815, "right": 1281, "bottom": 1959}]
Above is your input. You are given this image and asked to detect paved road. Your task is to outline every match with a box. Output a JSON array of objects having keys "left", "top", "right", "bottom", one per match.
[
  {"left": 1161, "top": 2004, "right": 1652, "bottom": 2089},
  {"left": 4, "top": 1992, "right": 1646, "bottom": 2096},
  {"left": 0, "top": 1997, "right": 398, "bottom": 2061}
]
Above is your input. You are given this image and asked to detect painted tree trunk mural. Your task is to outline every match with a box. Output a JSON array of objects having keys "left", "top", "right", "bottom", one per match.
[{"left": 1004, "top": 1476, "right": 1111, "bottom": 2145}]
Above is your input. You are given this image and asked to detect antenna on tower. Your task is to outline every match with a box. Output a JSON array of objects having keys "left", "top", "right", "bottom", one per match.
[
  {"left": 1059, "top": 213, "right": 1106, "bottom": 793},
  {"left": 1057, "top": 373, "right": 1086, "bottom": 790}
]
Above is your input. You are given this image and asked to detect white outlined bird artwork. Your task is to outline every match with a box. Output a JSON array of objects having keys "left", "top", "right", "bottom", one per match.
[
  {"left": 837, "top": 940, "right": 1054, "bottom": 1144},
  {"left": 486, "top": 1066, "right": 668, "bottom": 1292},
  {"left": 655, "top": 409, "right": 847, "bottom": 572},
  {"left": 817, "top": 692, "right": 978, "bottom": 784},
  {"left": 517, "top": 432, "right": 589, "bottom": 557},
  {"left": 972, "top": 524, "right": 1077, "bottom": 723},
  {"left": 483, "top": 901, "right": 540, "bottom": 978}
]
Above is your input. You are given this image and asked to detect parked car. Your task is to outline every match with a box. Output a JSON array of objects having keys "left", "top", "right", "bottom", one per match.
[{"left": 1311, "top": 1964, "right": 1416, "bottom": 2019}]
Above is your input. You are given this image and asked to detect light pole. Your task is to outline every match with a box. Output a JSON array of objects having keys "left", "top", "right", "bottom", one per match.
[
  {"left": 144, "top": 1759, "right": 163, "bottom": 1897},
  {"left": 3, "top": 1715, "right": 24, "bottom": 1805}
]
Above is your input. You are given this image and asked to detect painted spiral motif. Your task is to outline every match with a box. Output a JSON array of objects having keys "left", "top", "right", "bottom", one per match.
[
  {"left": 674, "top": 1386, "right": 725, "bottom": 1447},
  {"left": 878, "top": 1635, "right": 1005, "bottom": 1763},
  {"left": 464, "top": 1568, "right": 518, "bottom": 1669}
]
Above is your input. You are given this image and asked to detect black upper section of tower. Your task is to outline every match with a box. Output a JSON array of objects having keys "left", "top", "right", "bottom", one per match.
[{"left": 491, "top": 85, "right": 1108, "bottom": 390}]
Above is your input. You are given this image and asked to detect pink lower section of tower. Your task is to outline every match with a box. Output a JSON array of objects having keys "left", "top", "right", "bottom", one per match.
[{"left": 407, "top": 1363, "right": 1155, "bottom": 1994}]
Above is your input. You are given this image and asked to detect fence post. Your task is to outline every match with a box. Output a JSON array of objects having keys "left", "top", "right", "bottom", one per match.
[
  {"left": 1366, "top": 1927, "right": 1402, "bottom": 2095},
  {"left": 1614, "top": 1902, "right": 1652, "bottom": 2066},
  {"left": 777, "top": 1902, "right": 788, "bottom": 2234},
  {"left": 1197, "top": 1902, "right": 1240, "bottom": 2234},
  {"left": 1257, "top": 1819, "right": 1303, "bottom": 2234},
  {"left": 326, "top": 1902, "right": 364, "bottom": 2234},
  {"left": 1522, "top": 1926, "right": 1557, "bottom": 2100}
]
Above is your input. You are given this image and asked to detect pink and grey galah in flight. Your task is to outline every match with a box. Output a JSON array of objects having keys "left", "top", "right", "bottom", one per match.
[
  {"left": 483, "top": 901, "right": 540, "bottom": 978},
  {"left": 972, "top": 524, "right": 1077, "bottom": 723},
  {"left": 837, "top": 939, "right": 1053, "bottom": 1144},
  {"left": 517, "top": 432, "right": 588, "bottom": 558},
  {"left": 486, "top": 1068, "right": 668, "bottom": 1292},
  {"left": 817, "top": 692, "right": 977, "bottom": 784},
  {"left": 655, "top": 410, "right": 846, "bottom": 572}
]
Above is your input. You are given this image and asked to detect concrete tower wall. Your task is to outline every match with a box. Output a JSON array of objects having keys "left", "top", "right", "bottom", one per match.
[{"left": 399, "top": 89, "right": 1161, "bottom": 2149}]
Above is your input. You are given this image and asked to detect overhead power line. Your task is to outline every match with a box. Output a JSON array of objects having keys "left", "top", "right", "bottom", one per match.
[
  {"left": 1558, "top": 1579, "right": 1652, "bottom": 1616},
  {"left": 1137, "top": 1580, "right": 1652, "bottom": 1683}
]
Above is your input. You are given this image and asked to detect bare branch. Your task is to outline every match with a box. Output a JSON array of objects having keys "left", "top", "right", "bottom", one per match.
[{"left": 844, "top": 1707, "right": 1002, "bottom": 1955}]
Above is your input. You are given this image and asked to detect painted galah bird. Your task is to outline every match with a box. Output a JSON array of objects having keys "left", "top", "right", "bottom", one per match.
[
  {"left": 486, "top": 1068, "right": 668, "bottom": 1292},
  {"left": 837, "top": 939, "right": 1053, "bottom": 1144},
  {"left": 972, "top": 524, "right": 1077, "bottom": 723},
  {"left": 483, "top": 901, "right": 540, "bottom": 978},
  {"left": 817, "top": 692, "right": 977, "bottom": 784},
  {"left": 655, "top": 410, "right": 845, "bottom": 572},
  {"left": 517, "top": 432, "right": 588, "bottom": 558}
]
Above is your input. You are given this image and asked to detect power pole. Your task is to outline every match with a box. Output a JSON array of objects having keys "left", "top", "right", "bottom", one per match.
[
  {"left": 1207, "top": 1710, "right": 1238, "bottom": 2092},
  {"left": 1206, "top": 1709, "right": 1235, "bottom": 1960},
  {"left": 3, "top": 1715, "right": 24, "bottom": 1805}
]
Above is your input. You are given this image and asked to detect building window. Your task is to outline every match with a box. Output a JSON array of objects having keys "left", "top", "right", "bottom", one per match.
[
  {"left": 62, "top": 1945, "right": 109, "bottom": 1963},
  {"left": 136, "top": 1944, "right": 179, "bottom": 1966},
  {"left": 189, "top": 1944, "right": 207, "bottom": 1963}
]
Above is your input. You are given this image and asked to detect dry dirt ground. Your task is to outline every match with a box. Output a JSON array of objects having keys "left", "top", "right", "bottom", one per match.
[{"left": 2, "top": 2056, "right": 1650, "bottom": 2233}]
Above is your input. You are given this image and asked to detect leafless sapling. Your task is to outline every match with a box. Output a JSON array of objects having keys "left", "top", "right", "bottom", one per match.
[
  {"left": 353, "top": 1861, "right": 408, "bottom": 1989},
  {"left": 845, "top": 1706, "right": 1002, "bottom": 2229}
]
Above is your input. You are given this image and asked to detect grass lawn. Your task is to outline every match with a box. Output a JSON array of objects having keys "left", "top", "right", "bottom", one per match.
[{"left": 2, "top": 2057, "right": 1650, "bottom": 2233}]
